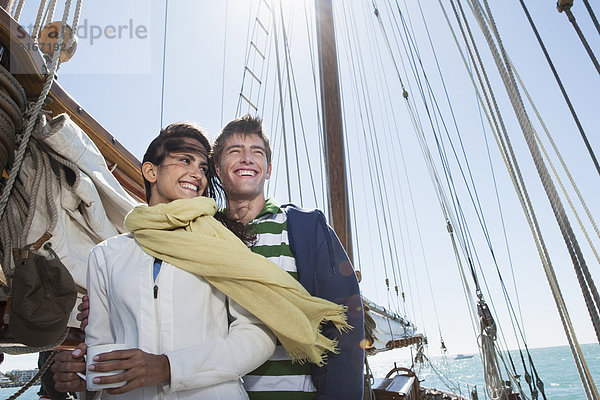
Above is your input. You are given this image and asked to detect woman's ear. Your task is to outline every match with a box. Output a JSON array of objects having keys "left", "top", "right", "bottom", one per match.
[{"left": 142, "top": 161, "right": 158, "bottom": 183}]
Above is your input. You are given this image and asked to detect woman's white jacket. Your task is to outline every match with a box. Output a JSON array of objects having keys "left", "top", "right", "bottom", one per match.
[{"left": 85, "top": 233, "right": 276, "bottom": 400}]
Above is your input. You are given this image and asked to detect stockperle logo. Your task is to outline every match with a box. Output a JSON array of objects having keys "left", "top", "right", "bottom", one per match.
[
  {"left": 17, "top": 19, "right": 148, "bottom": 46},
  {"left": 11, "top": 0, "right": 152, "bottom": 75}
]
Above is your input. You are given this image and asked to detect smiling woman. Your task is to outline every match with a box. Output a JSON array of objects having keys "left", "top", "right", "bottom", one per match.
[
  {"left": 142, "top": 138, "right": 208, "bottom": 206},
  {"left": 141, "top": 122, "right": 212, "bottom": 204}
]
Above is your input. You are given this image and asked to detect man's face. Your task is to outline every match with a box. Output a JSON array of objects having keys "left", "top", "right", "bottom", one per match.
[{"left": 216, "top": 133, "right": 272, "bottom": 202}]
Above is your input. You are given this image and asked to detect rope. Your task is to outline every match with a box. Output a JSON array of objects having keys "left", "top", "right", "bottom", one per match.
[
  {"left": 4, "top": 349, "right": 58, "bottom": 400},
  {"left": 270, "top": 0, "right": 291, "bottom": 201},
  {"left": 159, "top": 0, "right": 169, "bottom": 129},
  {"left": 342, "top": 1, "right": 404, "bottom": 315},
  {"left": 69, "top": 0, "right": 83, "bottom": 50},
  {"left": 562, "top": 8, "right": 600, "bottom": 75},
  {"left": 481, "top": 0, "right": 600, "bottom": 343},
  {"left": 31, "top": 0, "right": 48, "bottom": 41},
  {"left": 372, "top": 0, "right": 444, "bottom": 334},
  {"left": 442, "top": 1, "right": 587, "bottom": 398},
  {"left": 277, "top": 4, "right": 303, "bottom": 206},
  {"left": 582, "top": 0, "right": 600, "bottom": 36},
  {"left": 44, "top": 0, "right": 57, "bottom": 26},
  {"left": 479, "top": 327, "right": 504, "bottom": 399},
  {"left": 303, "top": 2, "right": 327, "bottom": 209},
  {"left": 220, "top": 0, "right": 228, "bottom": 127},
  {"left": 467, "top": 0, "right": 599, "bottom": 397},
  {"left": 0, "top": 0, "right": 72, "bottom": 277},
  {"left": 347, "top": 1, "right": 410, "bottom": 315},
  {"left": 0, "top": 325, "right": 68, "bottom": 355},
  {"left": 518, "top": 0, "right": 600, "bottom": 178},
  {"left": 12, "top": 0, "right": 26, "bottom": 22},
  {"left": 513, "top": 68, "right": 600, "bottom": 265}
]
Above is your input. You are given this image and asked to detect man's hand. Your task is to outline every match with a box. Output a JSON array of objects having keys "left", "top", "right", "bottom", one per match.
[
  {"left": 88, "top": 348, "right": 171, "bottom": 395},
  {"left": 52, "top": 343, "right": 87, "bottom": 392},
  {"left": 76, "top": 295, "right": 89, "bottom": 330}
]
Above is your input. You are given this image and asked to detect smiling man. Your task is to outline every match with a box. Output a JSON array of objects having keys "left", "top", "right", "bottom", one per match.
[{"left": 212, "top": 114, "right": 365, "bottom": 400}]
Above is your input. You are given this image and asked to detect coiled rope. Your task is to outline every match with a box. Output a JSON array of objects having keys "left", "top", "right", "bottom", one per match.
[{"left": 0, "top": 0, "right": 74, "bottom": 225}]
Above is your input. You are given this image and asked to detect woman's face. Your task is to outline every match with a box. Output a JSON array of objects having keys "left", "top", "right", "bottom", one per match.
[{"left": 143, "top": 138, "right": 209, "bottom": 206}]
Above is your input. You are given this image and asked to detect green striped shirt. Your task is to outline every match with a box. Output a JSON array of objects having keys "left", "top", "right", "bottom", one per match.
[{"left": 244, "top": 198, "right": 316, "bottom": 399}]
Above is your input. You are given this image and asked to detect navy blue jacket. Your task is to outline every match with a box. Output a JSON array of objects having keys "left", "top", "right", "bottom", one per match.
[{"left": 284, "top": 204, "right": 364, "bottom": 400}]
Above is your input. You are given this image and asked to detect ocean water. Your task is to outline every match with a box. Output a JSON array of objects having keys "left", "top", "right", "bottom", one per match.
[
  {"left": 368, "top": 343, "right": 599, "bottom": 399},
  {"left": 1, "top": 344, "right": 598, "bottom": 399}
]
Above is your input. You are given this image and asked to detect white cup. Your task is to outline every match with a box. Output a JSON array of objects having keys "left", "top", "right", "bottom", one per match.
[{"left": 77, "top": 343, "right": 129, "bottom": 391}]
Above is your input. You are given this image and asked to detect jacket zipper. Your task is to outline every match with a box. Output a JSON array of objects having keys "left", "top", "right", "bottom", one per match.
[{"left": 153, "top": 259, "right": 164, "bottom": 400}]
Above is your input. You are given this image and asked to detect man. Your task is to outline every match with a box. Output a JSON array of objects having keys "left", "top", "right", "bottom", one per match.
[
  {"left": 212, "top": 115, "right": 364, "bottom": 399},
  {"left": 53, "top": 115, "right": 364, "bottom": 399}
]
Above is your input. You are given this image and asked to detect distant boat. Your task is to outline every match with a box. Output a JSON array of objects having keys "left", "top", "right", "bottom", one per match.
[{"left": 454, "top": 354, "right": 474, "bottom": 360}]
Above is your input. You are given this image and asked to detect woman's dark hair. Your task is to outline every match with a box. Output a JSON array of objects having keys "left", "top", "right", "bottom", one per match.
[{"left": 142, "top": 122, "right": 255, "bottom": 244}]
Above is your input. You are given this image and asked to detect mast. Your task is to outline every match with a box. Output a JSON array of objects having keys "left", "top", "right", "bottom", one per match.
[{"left": 315, "top": 0, "right": 353, "bottom": 262}]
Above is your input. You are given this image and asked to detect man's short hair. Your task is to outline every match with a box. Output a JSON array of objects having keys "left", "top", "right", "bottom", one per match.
[{"left": 212, "top": 114, "right": 272, "bottom": 166}]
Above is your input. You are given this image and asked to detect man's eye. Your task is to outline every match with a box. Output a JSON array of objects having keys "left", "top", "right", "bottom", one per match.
[{"left": 180, "top": 157, "right": 191, "bottom": 164}]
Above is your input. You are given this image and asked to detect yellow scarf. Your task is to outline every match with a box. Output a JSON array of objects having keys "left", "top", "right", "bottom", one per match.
[{"left": 125, "top": 197, "right": 351, "bottom": 365}]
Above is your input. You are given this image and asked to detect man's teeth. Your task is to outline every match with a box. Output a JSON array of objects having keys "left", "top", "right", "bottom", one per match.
[
  {"left": 180, "top": 183, "right": 198, "bottom": 191},
  {"left": 237, "top": 170, "right": 256, "bottom": 176}
]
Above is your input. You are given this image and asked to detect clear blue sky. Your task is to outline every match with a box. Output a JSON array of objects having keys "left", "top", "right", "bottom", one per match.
[{"left": 2, "top": 0, "right": 599, "bottom": 372}]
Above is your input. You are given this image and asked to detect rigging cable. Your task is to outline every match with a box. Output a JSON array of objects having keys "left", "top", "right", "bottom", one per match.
[
  {"left": 397, "top": 0, "right": 547, "bottom": 396},
  {"left": 43, "top": 0, "right": 57, "bottom": 26},
  {"left": 279, "top": 2, "right": 321, "bottom": 207},
  {"left": 435, "top": 6, "right": 547, "bottom": 397},
  {"left": 338, "top": 1, "right": 401, "bottom": 315},
  {"left": 519, "top": 0, "right": 600, "bottom": 178},
  {"left": 464, "top": 0, "right": 597, "bottom": 397},
  {"left": 159, "top": 0, "right": 169, "bottom": 129},
  {"left": 31, "top": 0, "right": 48, "bottom": 41},
  {"left": 557, "top": 2, "right": 600, "bottom": 76},
  {"left": 511, "top": 63, "right": 600, "bottom": 264},
  {"left": 375, "top": 0, "right": 449, "bottom": 341},
  {"left": 581, "top": 0, "right": 600, "bottom": 36},
  {"left": 269, "top": 0, "right": 292, "bottom": 201},
  {"left": 397, "top": 0, "right": 530, "bottom": 390},
  {"left": 356, "top": 0, "right": 414, "bottom": 318},
  {"left": 479, "top": 0, "right": 600, "bottom": 345},
  {"left": 302, "top": 2, "right": 327, "bottom": 210},
  {"left": 375, "top": 0, "right": 481, "bottom": 342},
  {"left": 417, "top": 0, "right": 527, "bottom": 370},
  {"left": 11, "top": 0, "right": 25, "bottom": 21},
  {"left": 220, "top": 0, "right": 228, "bottom": 127},
  {"left": 449, "top": 0, "right": 570, "bottom": 397}
]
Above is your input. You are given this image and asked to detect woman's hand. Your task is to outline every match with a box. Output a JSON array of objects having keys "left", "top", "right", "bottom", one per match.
[
  {"left": 51, "top": 343, "right": 87, "bottom": 392},
  {"left": 88, "top": 348, "right": 171, "bottom": 395},
  {"left": 76, "top": 294, "right": 89, "bottom": 330}
]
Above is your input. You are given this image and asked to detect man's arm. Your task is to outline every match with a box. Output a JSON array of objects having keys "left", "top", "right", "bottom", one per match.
[{"left": 311, "top": 213, "right": 364, "bottom": 399}]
